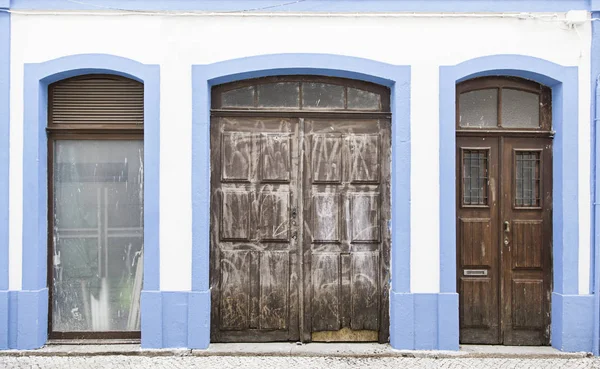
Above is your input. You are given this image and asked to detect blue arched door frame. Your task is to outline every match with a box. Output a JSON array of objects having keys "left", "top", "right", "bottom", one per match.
[
  {"left": 190, "top": 54, "right": 411, "bottom": 349},
  {"left": 439, "top": 54, "right": 594, "bottom": 352}
]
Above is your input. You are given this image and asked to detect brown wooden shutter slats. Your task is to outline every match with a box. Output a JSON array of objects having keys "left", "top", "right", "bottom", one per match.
[{"left": 50, "top": 75, "right": 144, "bottom": 126}]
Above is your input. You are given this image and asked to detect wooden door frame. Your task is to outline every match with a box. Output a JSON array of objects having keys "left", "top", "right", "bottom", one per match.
[
  {"left": 208, "top": 75, "right": 392, "bottom": 343},
  {"left": 454, "top": 76, "right": 553, "bottom": 345}
]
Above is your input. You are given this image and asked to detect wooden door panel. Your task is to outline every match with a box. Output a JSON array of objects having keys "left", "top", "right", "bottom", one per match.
[
  {"left": 210, "top": 117, "right": 299, "bottom": 342},
  {"left": 456, "top": 137, "right": 500, "bottom": 344},
  {"left": 511, "top": 279, "right": 544, "bottom": 329},
  {"left": 459, "top": 218, "right": 492, "bottom": 267},
  {"left": 259, "top": 251, "right": 290, "bottom": 329},
  {"left": 260, "top": 133, "right": 292, "bottom": 182},
  {"left": 502, "top": 138, "right": 551, "bottom": 346},
  {"left": 304, "top": 119, "right": 391, "bottom": 343},
  {"left": 311, "top": 252, "right": 341, "bottom": 331},
  {"left": 219, "top": 249, "right": 251, "bottom": 330},
  {"left": 350, "top": 251, "right": 380, "bottom": 331},
  {"left": 311, "top": 193, "right": 341, "bottom": 242},
  {"left": 220, "top": 191, "right": 251, "bottom": 240},
  {"left": 258, "top": 191, "right": 290, "bottom": 241},
  {"left": 511, "top": 221, "right": 543, "bottom": 269},
  {"left": 460, "top": 278, "right": 494, "bottom": 328}
]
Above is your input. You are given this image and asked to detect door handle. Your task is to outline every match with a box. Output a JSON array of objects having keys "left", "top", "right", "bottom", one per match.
[{"left": 504, "top": 221, "right": 510, "bottom": 233}]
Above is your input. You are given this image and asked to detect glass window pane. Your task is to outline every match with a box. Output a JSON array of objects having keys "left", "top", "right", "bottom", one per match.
[
  {"left": 256, "top": 82, "right": 300, "bottom": 108},
  {"left": 52, "top": 140, "right": 144, "bottom": 332},
  {"left": 515, "top": 151, "right": 541, "bottom": 207},
  {"left": 302, "top": 83, "right": 345, "bottom": 109},
  {"left": 221, "top": 86, "right": 255, "bottom": 108},
  {"left": 462, "top": 149, "right": 488, "bottom": 206},
  {"left": 458, "top": 89, "right": 498, "bottom": 128},
  {"left": 347, "top": 88, "right": 381, "bottom": 110},
  {"left": 501, "top": 89, "right": 540, "bottom": 128}
]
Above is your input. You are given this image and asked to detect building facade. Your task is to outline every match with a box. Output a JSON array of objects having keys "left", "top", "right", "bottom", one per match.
[{"left": 0, "top": 0, "right": 599, "bottom": 354}]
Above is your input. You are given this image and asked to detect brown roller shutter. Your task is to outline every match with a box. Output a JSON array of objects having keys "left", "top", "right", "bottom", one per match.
[{"left": 49, "top": 74, "right": 143, "bottom": 126}]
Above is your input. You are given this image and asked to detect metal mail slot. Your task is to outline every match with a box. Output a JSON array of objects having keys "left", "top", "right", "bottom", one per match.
[{"left": 464, "top": 269, "right": 488, "bottom": 276}]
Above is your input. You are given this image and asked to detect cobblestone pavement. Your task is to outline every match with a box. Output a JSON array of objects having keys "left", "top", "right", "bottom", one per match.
[{"left": 2, "top": 356, "right": 600, "bottom": 369}]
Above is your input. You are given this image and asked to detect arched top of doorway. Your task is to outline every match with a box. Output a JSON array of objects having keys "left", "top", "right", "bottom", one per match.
[
  {"left": 456, "top": 76, "right": 551, "bottom": 131},
  {"left": 211, "top": 75, "right": 391, "bottom": 112}
]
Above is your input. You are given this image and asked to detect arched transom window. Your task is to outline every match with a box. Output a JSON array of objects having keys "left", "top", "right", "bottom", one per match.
[
  {"left": 457, "top": 77, "right": 551, "bottom": 131},
  {"left": 212, "top": 76, "right": 390, "bottom": 113}
]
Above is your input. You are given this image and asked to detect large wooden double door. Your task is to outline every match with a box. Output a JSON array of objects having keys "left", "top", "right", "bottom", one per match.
[
  {"left": 209, "top": 117, "right": 390, "bottom": 343},
  {"left": 209, "top": 77, "right": 391, "bottom": 343},
  {"left": 457, "top": 136, "right": 552, "bottom": 345}
]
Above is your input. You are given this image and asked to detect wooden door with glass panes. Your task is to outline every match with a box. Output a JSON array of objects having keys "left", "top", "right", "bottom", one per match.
[{"left": 456, "top": 77, "right": 552, "bottom": 346}]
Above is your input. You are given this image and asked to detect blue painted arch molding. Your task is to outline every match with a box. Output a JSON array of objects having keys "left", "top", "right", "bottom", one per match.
[
  {"left": 16, "top": 53, "right": 160, "bottom": 349},
  {"left": 440, "top": 54, "right": 593, "bottom": 352},
  {"left": 191, "top": 53, "right": 411, "bottom": 348}
]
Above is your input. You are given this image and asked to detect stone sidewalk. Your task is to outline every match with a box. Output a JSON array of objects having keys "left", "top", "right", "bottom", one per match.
[
  {"left": 1, "top": 356, "right": 600, "bottom": 369},
  {"left": 0, "top": 343, "right": 597, "bottom": 368}
]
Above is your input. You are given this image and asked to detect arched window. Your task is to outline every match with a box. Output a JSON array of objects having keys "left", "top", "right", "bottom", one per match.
[
  {"left": 48, "top": 74, "right": 144, "bottom": 339},
  {"left": 457, "top": 77, "right": 551, "bottom": 131},
  {"left": 211, "top": 76, "right": 390, "bottom": 112}
]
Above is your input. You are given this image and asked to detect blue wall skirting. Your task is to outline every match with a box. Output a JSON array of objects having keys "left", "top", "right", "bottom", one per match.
[
  {"left": 552, "top": 293, "right": 594, "bottom": 352},
  {"left": 17, "top": 54, "right": 160, "bottom": 350},
  {"left": 390, "top": 292, "right": 459, "bottom": 350},
  {"left": 141, "top": 291, "right": 210, "bottom": 349},
  {"left": 6, "top": 289, "right": 47, "bottom": 349},
  {"left": 7, "top": 0, "right": 599, "bottom": 12}
]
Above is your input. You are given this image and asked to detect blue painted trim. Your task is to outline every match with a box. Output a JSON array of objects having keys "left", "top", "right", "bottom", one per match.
[
  {"left": 21, "top": 54, "right": 159, "bottom": 349},
  {"left": 0, "top": 291, "right": 8, "bottom": 349},
  {"left": 7, "top": 289, "right": 48, "bottom": 349},
  {"left": 140, "top": 290, "right": 210, "bottom": 349},
  {"left": 591, "top": 10, "right": 600, "bottom": 356},
  {"left": 192, "top": 53, "right": 410, "bottom": 347},
  {"left": 390, "top": 292, "right": 459, "bottom": 350},
  {"left": 552, "top": 293, "right": 594, "bottom": 352},
  {"left": 0, "top": 4, "right": 9, "bottom": 292},
  {"left": 440, "top": 54, "right": 583, "bottom": 351},
  {"left": 8, "top": 0, "right": 596, "bottom": 12}
]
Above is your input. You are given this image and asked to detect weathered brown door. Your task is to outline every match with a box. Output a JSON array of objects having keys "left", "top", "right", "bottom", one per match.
[
  {"left": 210, "top": 117, "right": 300, "bottom": 342},
  {"left": 209, "top": 77, "right": 391, "bottom": 343},
  {"left": 456, "top": 136, "right": 501, "bottom": 344},
  {"left": 303, "top": 119, "right": 391, "bottom": 343},
  {"left": 456, "top": 77, "right": 552, "bottom": 346},
  {"left": 501, "top": 138, "right": 552, "bottom": 345}
]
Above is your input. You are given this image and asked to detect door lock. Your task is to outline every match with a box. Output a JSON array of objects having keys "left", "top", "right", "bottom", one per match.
[
  {"left": 291, "top": 207, "right": 297, "bottom": 219},
  {"left": 504, "top": 221, "right": 510, "bottom": 233}
]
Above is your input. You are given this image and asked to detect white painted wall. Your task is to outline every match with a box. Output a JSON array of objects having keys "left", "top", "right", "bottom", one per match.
[{"left": 8, "top": 12, "right": 592, "bottom": 294}]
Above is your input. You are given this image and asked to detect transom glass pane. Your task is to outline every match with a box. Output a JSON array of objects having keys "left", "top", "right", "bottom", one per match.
[
  {"left": 222, "top": 86, "right": 255, "bottom": 108},
  {"left": 462, "top": 149, "right": 488, "bottom": 206},
  {"left": 257, "top": 82, "right": 300, "bottom": 108},
  {"left": 52, "top": 140, "right": 144, "bottom": 332},
  {"left": 347, "top": 87, "right": 380, "bottom": 110},
  {"left": 458, "top": 89, "right": 498, "bottom": 128},
  {"left": 515, "top": 151, "right": 541, "bottom": 207},
  {"left": 501, "top": 89, "right": 540, "bottom": 128},
  {"left": 302, "top": 83, "right": 345, "bottom": 109}
]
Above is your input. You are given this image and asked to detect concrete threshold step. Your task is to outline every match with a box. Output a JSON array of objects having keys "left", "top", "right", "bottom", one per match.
[{"left": 0, "top": 343, "right": 591, "bottom": 358}]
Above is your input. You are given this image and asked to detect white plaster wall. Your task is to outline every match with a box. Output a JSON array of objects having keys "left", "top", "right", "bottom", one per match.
[{"left": 9, "top": 12, "right": 592, "bottom": 293}]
